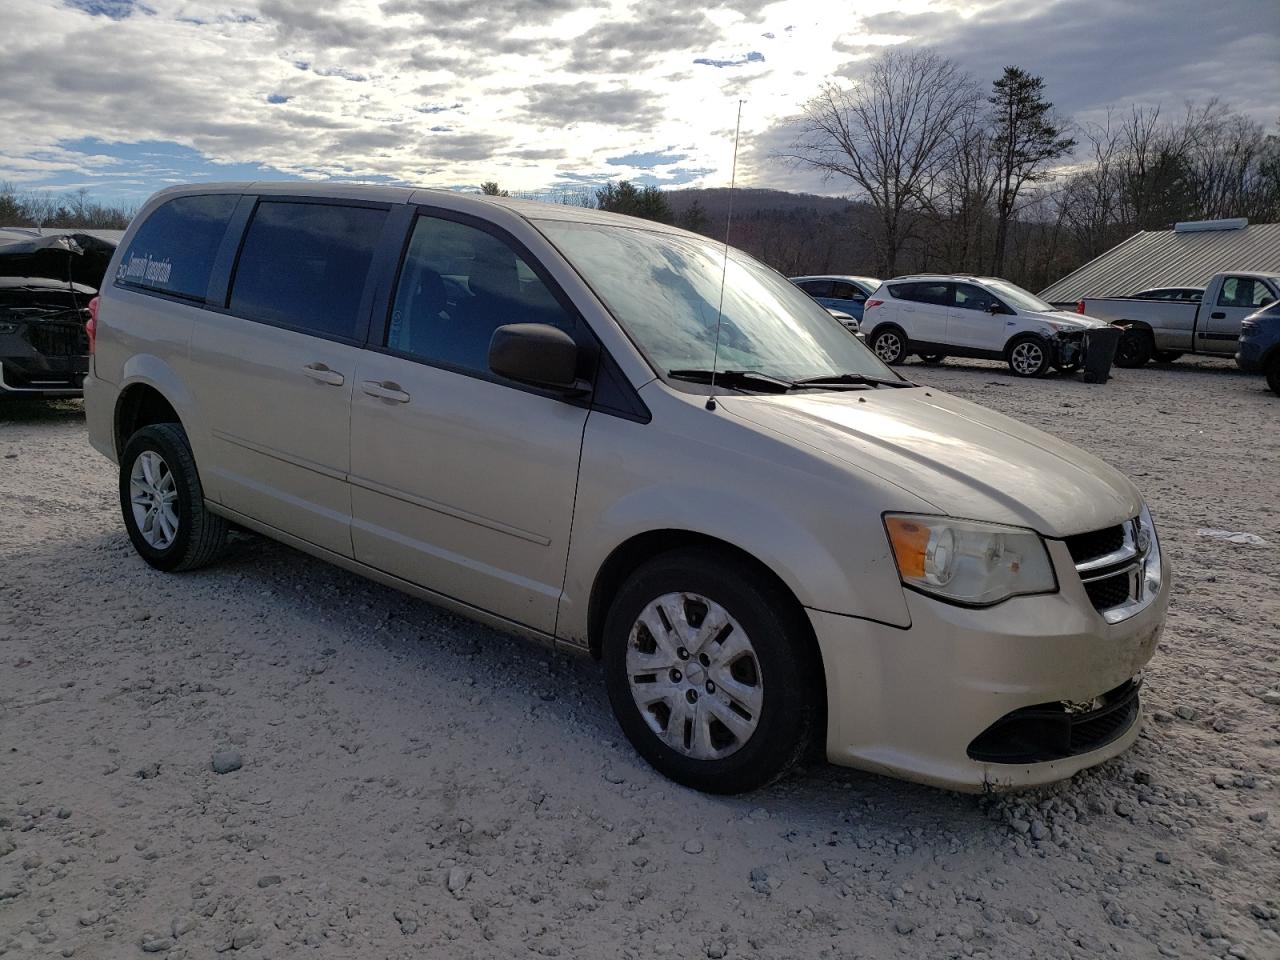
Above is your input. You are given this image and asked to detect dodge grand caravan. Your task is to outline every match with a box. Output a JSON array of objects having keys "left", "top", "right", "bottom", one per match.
[{"left": 85, "top": 184, "right": 1169, "bottom": 794}]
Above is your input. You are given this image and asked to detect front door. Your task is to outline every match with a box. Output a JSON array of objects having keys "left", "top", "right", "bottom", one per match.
[
  {"left": 827, "top": 280, "right": 868, "bottom": 322},
  {"left": 1199, "top": 276, "right": 1277, "bottom": 351},
  {"left": 947, "top": 282, "right": 1010, "bottom": 353},
  {"left": 188, "top": 198, "right": 390, "bottom": 557},
  {"left": 349, "top": 212, "right": 591, "bottom": 633}
]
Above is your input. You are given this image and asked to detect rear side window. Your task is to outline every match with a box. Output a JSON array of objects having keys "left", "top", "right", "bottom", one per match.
[
  {"left": 228, "top": 201, "right": 387, "bottom": 341},
  {"left": 384, "top": 215, "right": 576, "bottom": 374},
  {"left": 890, "top": 281, "right": 951, "bottom": 306},
  {"left": 116, "top": 194, "right": 238, "bottom": 301}
]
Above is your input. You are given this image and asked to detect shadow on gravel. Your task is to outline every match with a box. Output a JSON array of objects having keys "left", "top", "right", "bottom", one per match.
[
  {"left": 0, "top": 397, "right": 85, "bottom": 424},
  {"left": 72, "top": 524, "right": 1007, "bottom": 826}
]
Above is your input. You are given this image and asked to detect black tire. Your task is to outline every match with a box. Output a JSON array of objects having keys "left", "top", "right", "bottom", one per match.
[
  {"left": 1053, "top": 361, "right": 1081, "bottom": 375},
  {"left": 1005, "top": 335, "right": 1052, "bottom": 377},
  {"left": 1266, "top": 354, "right": 1280, "bottom": 397},
  {"left": 1114, "top": 328, "right": 1153, "bottom": 368},
  {"left": 602, "top": 549, "right": 819, "bottom": 794},
  {"left": 870, "top": 326, "right": 908, "bottom": 365},
  {"left": 119, "top": 423, "right": 227, "bottom": 572},
  {"left": 1153, "top": 350, "right": 1183, "bottom": 363},
  {"left": 918, "top": 353, "right": 946, "bottom": 365}
]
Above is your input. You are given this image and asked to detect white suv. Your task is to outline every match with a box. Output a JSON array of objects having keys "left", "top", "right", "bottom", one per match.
[
  {"left": 84, "top": 184, "right": 1168, "bottom": 794},
  {"left": 863, "top": 275, "right": 1110, "bottom": 376}
]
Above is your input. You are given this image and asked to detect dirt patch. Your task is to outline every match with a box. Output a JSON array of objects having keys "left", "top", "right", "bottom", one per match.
[{"left": 1, "top": 359, "right": 1277, "bottom": 959}]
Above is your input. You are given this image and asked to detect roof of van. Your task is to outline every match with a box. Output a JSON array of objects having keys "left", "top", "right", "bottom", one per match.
[{"left": 144, "top": 181, "right": 703, "bottom": 240}]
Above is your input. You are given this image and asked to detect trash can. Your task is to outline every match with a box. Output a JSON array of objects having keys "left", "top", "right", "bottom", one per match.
[{"left": 1082, "top": 326, "right": 1122, "bottom": 383}]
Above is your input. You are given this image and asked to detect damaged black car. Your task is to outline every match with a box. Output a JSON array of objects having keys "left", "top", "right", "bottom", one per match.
[{"left": 0, "top": 232, "right": 115, "bottom": 399}]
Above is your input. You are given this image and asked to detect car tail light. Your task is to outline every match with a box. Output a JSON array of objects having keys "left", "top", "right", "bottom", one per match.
[
  {"left": 1076, "top": 300, "right": 1085, "bottom": 314},
  {"left": 86, "top": 296, "right": 99, "bottom": 354},
  {"left": 865, "top": 299, "right": 884, "bottom": 309}
]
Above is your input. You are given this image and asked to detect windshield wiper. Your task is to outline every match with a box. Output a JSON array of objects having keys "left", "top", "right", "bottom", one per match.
[
  {"left": 667, "top": 369, "right": 796, "bottom": 393},
  {"left": 791, "top": 372, "right": 915, "bottom": 389}
]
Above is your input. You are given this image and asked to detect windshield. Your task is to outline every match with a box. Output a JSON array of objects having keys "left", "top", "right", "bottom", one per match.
[
  {"left": 983, "top": 278, "right": 1056, "bottom": 313},
  {"left": 538, "top": 221, "right": 898, "bottom": 383}
]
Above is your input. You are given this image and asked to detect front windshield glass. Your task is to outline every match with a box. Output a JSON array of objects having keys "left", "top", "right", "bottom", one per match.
[
  {"left": 539, "top": 221, "right": 898, "bottom": 383},
  {"left": 983, "top": 278, "right": 1056, "bottom": 313}
]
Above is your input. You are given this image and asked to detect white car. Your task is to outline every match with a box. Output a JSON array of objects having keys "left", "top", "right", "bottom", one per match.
[{"left": 863, "top": 275, "right": 1111, "bottom": 377}]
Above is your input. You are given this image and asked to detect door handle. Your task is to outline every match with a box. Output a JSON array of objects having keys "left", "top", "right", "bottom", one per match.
[
  {"left": 1210, "top": 311, "right": 1226, "bottom": 319},
  {"left": 361, "top": 380, "right": 410, "bottom": 403},
  {"left": 302, "top": 362, "right": 345, "bottom": 386}
]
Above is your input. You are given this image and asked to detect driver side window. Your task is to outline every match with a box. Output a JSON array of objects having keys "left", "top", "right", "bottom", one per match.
[
  {"left": 385, "top": 215, "right": 575, "bottom": 374},
  {"left": 955, "top": 283, "right": 998, "bottom": 313},
  {"left": 1218, "top": 277, "right": 1275, "bottom": 309}
]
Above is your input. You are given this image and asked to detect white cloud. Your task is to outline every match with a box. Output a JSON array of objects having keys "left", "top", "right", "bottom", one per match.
[{"left": 1, "top": 0, "right": 1274, "bottom": 201}]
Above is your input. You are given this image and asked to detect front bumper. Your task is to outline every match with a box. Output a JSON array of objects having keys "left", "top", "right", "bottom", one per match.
[
  {"left": 810, "top": 542, "right": 1169, "bottom": 792},
  {"left": 0, "top": 354, "right": 88, "bottom": 396},
  {"left": 1234, "top": 338, "right": 1269, "bottom": 372}
]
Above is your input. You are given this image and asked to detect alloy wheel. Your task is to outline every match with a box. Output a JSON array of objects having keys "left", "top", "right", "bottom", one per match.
[
  {"left": 874, "top": 332, "right": 902, "bottom": 363},
  {"left": 129, "top": 450, "right": 179, "bottom": 550},
  {"left": 1010, "top": 341, "right": 1044, "bottom": 375}
]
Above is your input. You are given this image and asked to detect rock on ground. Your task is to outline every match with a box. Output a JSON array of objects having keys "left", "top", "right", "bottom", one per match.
[{"left": 0, "top": 359, "right": 1277, "bottom": 959}]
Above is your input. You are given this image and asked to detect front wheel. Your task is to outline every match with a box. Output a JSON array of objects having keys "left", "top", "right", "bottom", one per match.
[
  {"left": 870, "top": 327, "right": 907, "bottom": 365},
  {"left": 1266, "top": 354, "right": 1280, "bottom": 396},
  {"left": 1114, "top": 329, "right": 1153, "bottom": 368},
  {"left": 1006, "top": 336, "right": 1052, "bottom": 377},
  {"left": 602, "top": 550, "right": 818, "bottom": 794},
  {"left": 119, "top": 423, "right": 228, "bottom": 572}
]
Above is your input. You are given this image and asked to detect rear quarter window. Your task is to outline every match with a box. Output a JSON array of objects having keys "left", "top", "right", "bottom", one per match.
[{"left": 116, "top": 194, "right": 239, "bottom": 301}]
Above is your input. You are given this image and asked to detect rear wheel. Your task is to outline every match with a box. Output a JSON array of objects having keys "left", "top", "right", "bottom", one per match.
[
  {"left": 119, "top": 423, "right": 227, "bottom": 572},
  {"left": 1266, "top": 354, "right": 1280, "bottom": 396},
  {"left": 1006, "top": 335, "right": 1052, "bottom": 377},
  {"left": 870, "top": 327, "right": 907, "bottom": 365},
  {"left": 1153, "top": 350, "right": 1183, "bottom": 363},
  {"left": 1114, "top": 329, "right": 1153, "bottom": 368},
  {"left": 602, "top": 549, "right": 818, "bottom": 794}
]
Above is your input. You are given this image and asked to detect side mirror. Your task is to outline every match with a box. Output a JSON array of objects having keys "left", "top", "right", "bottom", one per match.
[
  {"left": 986, "top": 301, "right": 1003, "bottom": 315},
  {"left": 488, "top": 323, "right": 587, "bottom": 393}
]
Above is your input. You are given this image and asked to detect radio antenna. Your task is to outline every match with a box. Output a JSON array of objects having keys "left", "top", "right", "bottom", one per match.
[{"left": 705, "top": 99, "right": 744, "bottom": 412}]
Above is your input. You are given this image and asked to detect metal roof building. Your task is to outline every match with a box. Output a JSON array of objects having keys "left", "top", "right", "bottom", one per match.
[{"left": 1040, "top": 219, "right": 1280, "bottom": 302}]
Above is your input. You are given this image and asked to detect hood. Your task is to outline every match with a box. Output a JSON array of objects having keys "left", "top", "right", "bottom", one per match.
[
  {"left": 0, "top": 233, "right": 116, "bottom": 290},
  {"left": 1037, "top": 310, "right": 1110, "bottom": 331},
  {"left": 720, "top": 387, "right": 1141, "bottom": 537}
]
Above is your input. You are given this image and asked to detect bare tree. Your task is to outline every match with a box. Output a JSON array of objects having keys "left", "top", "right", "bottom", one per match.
[{"left": 785, "top": 48, "right": 978, "bottom": 276}]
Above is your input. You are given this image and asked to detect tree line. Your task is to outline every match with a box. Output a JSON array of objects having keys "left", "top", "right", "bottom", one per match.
[
  {"left": 784, "top": 47, "right": 1279, "bottom": 287},
  {"left": 0, "top": 183, "right": 136, "bottom": 230}
]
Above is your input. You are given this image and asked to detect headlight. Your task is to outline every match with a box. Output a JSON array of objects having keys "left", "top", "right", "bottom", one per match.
[{"left": 884, "top": 514, "right": 1057, "bottom": 606}]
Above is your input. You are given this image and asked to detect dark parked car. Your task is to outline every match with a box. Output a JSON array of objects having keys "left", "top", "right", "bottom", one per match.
[
  {"left": 1236, "top": 300, "right": 1280, "bottom": 395},
  {"left": 0, "top": 233, "right": 114, "bottom": 398},
  {"left": 1129, "top": 286, "right": 1203, "bottom": 302},
  {"left": 790, "top": 275, "right": 881, "bottom": 324}
]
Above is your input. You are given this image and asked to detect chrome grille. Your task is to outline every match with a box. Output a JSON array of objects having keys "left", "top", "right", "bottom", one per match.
[
  {"left": 28, "top": 322, "right": 88, "bottom": 356},
  {"left": 1068, "top": 517, "right": 1152, "bottom": 622}
]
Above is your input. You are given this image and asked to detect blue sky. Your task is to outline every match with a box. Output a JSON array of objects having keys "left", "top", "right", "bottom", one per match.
[{"left": 2, "top": 0, "right": 1276, "bottom": 209}]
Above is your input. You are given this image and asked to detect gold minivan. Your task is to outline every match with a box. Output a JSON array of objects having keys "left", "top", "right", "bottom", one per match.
[{"left": 85, "top": 183, "right": 1169, "bottom": 794}]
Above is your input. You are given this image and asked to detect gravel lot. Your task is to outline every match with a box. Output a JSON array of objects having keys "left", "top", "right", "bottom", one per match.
[{"left": 1, "top": 357, "right": 1277, "bottom": 960}]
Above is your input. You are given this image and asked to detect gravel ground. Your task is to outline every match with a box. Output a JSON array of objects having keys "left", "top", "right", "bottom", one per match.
[{"left": 1, "top": 357, "right": 1277, "bottom": 960}]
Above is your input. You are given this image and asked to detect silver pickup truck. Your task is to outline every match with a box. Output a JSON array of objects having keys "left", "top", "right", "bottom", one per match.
[{"left": 1078, "top": 272, "right": 1279, "bottom": 367}]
